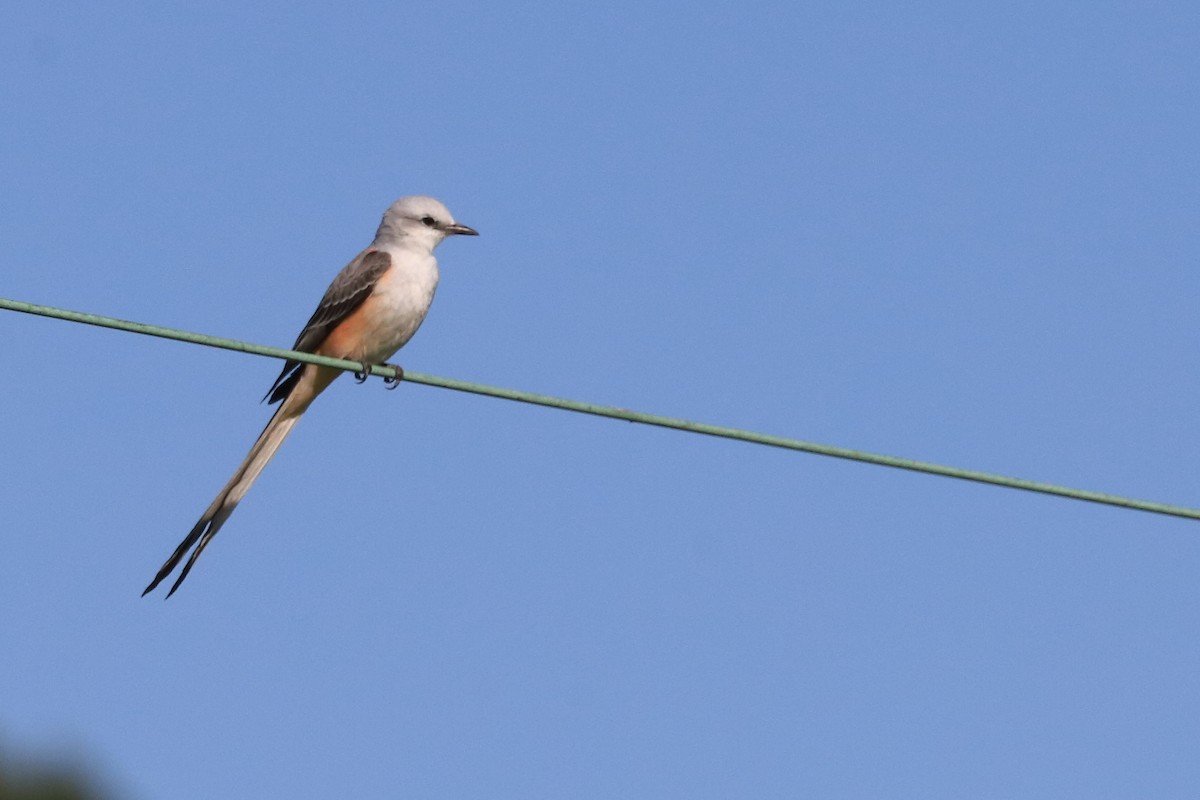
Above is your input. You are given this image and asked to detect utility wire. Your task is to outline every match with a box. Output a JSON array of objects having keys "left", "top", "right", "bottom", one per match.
[{"left": 3, "top": 296, "right": 1197, "bottom": 522}]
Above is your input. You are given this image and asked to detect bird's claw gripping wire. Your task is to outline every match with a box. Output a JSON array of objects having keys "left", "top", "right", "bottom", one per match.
[{"left": 352, "top": 361, "right": 403, "bottom": 389}]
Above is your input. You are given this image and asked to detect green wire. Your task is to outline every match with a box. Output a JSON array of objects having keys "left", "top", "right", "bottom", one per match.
[{"left": 3, "top": 295, "right": 1197, "bottom": 522}]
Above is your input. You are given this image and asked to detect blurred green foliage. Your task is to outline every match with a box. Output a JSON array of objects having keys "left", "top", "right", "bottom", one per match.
[{"left": 0, "top": 748, "right": 110, "bottom": 800}]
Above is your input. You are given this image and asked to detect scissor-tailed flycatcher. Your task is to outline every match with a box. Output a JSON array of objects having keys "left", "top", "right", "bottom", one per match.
[{"left": 142, "top": 195, "right": 478, "bottom": 597}]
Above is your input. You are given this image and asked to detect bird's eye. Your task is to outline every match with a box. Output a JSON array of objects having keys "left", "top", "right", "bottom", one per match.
[{"left": 420, "top": 216, "right": 437, "bottom": 228}]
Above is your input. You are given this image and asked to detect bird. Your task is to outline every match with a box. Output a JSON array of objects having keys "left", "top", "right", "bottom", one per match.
[{"left": 142, "top": 196, "right": 478, "bottom": 597}]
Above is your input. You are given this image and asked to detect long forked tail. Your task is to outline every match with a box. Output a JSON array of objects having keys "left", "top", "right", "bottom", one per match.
[{"left": 143, "top": 405, "right": 303, "bottom": 597}]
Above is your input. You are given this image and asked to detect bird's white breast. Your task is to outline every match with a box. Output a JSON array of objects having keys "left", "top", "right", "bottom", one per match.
[{"left": 360, "top": 247, "right": 440, "bottom": 363}]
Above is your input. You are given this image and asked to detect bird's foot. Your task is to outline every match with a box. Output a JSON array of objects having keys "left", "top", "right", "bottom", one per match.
[
  {"left": 383, "top": 363, "right": 404, "bottom": 390},
  {"left": 354, "top": 362, "right": 371, "bottom": 383}
]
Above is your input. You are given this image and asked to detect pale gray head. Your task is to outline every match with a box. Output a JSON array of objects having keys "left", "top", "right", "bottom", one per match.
[{"left": 374, "top": 195, "right": 478, "bottom": 248}]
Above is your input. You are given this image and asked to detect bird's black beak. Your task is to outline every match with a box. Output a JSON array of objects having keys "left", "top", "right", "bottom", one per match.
[{"left": 444, "top": 222, "right": 479, "bottom": 236}]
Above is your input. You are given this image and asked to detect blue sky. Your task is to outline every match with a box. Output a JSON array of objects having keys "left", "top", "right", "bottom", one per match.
[{"left": 3, "top": 1, "right": 1199, "bottom": 797}]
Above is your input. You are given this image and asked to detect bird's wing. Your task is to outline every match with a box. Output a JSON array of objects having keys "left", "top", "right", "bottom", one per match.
[{"left": 263, "top": 248, "right": 393, "bottom": 405}]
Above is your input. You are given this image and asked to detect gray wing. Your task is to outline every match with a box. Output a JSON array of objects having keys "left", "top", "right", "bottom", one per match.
[{"left": 264, "top": 248, "right": 393, "bottom": 405}]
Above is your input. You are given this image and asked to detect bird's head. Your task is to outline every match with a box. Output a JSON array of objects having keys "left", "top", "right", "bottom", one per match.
[{"left": 376, "top": 195, "right": 478, "bottom": 248}]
